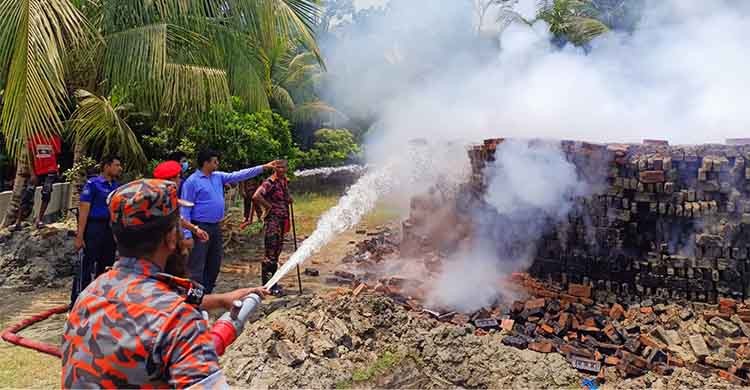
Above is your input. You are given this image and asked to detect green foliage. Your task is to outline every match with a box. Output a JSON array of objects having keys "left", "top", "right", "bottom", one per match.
[
  {"left": 62, "top": 156, "right": 97, "bottom": 183},
  {"left": 336, "top": 351, "right": 403, "bottom": 389},
  {"left": 184, "top": 108, "right": 299, "bottom": 172},
  {"left": 299, "top": 128, "right": 360, "bottom": 168}
]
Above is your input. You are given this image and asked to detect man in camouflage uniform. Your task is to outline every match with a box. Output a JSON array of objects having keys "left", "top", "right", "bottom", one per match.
[
  {"left": 253, "top": 160, "right": 292, "bottom": 295},
  {"left": 62, "top": 179, "right": 266, "bottom": 388}
]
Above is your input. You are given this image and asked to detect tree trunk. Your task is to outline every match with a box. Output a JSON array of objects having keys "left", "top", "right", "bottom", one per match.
[
  {"left": 69, "top": 140, "right": 86, "bottom": 212},
  {"left": 2, "top": 154, "right": 31, "bottom": 227}
]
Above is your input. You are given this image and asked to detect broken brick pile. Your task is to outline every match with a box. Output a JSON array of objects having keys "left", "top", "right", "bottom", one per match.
[
  {"left": 330, "top": 228, "right": 750, "bottom": 384},
  {"left": 492, "top": 274, "right": 750, "bottom": 385},
  {"left": 424, "top": 138, "right": 750, "bottom": 302}
]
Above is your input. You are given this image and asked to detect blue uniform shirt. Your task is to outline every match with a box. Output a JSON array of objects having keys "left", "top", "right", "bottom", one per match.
[
  {"left": 80, "top": 176, "right": 119, "bottom": 220},
  {"left": 180, "top": 166, "right": 265, "bottom": 224}
]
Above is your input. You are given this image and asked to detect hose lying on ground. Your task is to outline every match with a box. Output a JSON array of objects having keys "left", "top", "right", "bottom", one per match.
[{"left": 0, "top": 304, "right": 68, "bottom": 358}]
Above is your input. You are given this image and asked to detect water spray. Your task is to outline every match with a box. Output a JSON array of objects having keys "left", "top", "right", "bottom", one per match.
[{"left": 209, "top": 166, "right": 394, "bottom": 355}]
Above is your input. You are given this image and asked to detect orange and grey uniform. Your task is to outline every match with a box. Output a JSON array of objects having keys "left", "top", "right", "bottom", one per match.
[{"left": 61, "top": 257, "right": 228, "bottom": 389}]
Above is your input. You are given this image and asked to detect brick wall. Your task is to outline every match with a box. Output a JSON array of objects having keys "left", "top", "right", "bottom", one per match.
[{"left": 405, "top": 138, "right": 750, "bottom": 304}]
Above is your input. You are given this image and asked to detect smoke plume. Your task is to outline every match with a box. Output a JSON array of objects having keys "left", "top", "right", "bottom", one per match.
[
  {"left": 425, "top": 140, "right": 591, "bottom": 312},
  {"left": 284, "top": 0, "right": 750, "bottom": 310}
]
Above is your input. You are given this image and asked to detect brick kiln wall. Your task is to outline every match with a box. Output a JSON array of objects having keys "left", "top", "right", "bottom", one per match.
[{"left": 410, "top": 138, "right": 750, "bottom": 304}]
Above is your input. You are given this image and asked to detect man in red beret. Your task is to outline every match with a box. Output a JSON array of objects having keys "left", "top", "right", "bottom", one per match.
[{"left": 154, "top": 160, "right": 209, "bottom": 252}]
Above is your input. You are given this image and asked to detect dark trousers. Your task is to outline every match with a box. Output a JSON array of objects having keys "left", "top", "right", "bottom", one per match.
[
  {"left": 188, "top": 222, "right": 223, "bottom": 293},
  {"left": 262, "top": 215, "right": 285, "bottom": 285},
  {"left": 70, "top": 220, "right": 116, "bottom": 305}
]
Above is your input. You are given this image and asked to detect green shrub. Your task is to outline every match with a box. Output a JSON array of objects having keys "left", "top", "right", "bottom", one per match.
[
  {"left": 187, "top": 109, "right": 299, "bottom": 171},
  {"left": 299, "top": 128, "right": 360, "bottom": 168},
  {"left": 143, "top": 108, "right": 300, "bottom": 172}
]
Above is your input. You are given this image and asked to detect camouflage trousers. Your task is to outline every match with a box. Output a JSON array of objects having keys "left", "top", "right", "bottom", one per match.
[{"left": 262, "top": 215, "right": 286, "bottom": 285}]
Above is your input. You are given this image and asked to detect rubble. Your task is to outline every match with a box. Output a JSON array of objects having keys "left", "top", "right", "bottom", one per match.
[
  {"left": 222, "top": 294, "right": 584, "bottom": 389},
  {"left": 0, "top": 223, "right": 77, "bottom": 289}
]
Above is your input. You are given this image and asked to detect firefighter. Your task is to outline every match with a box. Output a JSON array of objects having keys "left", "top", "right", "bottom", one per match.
[
  {"left": 62, "top": 179, "right": 267, "bottom": 388},
  {"left": 253, "top": 160, "right": 292, "bottom": 295}
]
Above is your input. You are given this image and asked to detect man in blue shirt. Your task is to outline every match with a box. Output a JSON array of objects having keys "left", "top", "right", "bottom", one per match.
[
  {"left": 181, "top": 150, "right": 278, "bottom": 293},
  {"left": 71, "top": 155, "right": 122, "bottom": 306}
]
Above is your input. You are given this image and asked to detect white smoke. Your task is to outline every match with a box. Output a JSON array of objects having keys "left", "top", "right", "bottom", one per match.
[
  {"left": 325, "top": 0, "right": 750, "bottom": 148},
  {"left": 425, "top": 140, "right": 590, "bottom": 312}
]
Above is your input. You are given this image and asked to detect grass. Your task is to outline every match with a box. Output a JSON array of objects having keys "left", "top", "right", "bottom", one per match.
[
  {"left": 231, "top": 190, "right": 402, "bottom": 237},
  {"left": 0, "top": 347, "right": 59, "bottom": 388},
  {"left": 336, "top": 351, "right": 403, "bottom": 389}
]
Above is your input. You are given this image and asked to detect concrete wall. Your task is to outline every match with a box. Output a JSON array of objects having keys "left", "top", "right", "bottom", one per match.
[{"left": 0, "top": 182, "right": 72, "bottom": 222}]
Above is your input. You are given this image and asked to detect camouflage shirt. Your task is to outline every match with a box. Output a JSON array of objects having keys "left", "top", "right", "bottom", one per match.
[
  {"left": 61, "top": 257, "right": 228, "bottom": 389},
  {"left": 258, "top": 176, "right": 289, "bottom": 219}
]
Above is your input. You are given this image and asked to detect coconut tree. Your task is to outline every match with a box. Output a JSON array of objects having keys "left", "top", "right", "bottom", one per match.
[
  {"left": 263, "top": 38, "right": 340, "bottom": 125},
  {"left": 0, "top": 0, "right": 323, "bottom": 226},
  {"left": 499, "top": 0, "right": 610, "bottom": 46}
]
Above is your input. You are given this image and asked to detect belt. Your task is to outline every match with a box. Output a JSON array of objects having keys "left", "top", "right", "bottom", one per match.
[{"left": 192, "top": 221, "right": 219, "bottom": 226}]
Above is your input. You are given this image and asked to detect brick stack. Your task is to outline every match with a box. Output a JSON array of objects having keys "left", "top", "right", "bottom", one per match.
[{"left": 464, "top": 139, "right": 750, "bottom": 303}]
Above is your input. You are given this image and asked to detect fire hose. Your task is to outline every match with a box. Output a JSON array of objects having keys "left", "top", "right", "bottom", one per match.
[{"left": 1, "top": 304, "right": 68, "bottom": 358}]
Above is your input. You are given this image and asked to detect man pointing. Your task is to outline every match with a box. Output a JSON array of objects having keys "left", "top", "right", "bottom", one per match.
[{"left": 181, "top": 150, "right": 279, "bottom": 293}]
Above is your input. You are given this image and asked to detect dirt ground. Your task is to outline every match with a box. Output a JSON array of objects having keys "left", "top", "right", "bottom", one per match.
[{"left": 0, "top": 192, "right": 399, "bottom": 388}]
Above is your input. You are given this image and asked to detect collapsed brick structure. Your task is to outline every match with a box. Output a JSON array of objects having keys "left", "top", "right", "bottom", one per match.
[{"left": 405, "top": 138, "right": 750, "bottom": 304}]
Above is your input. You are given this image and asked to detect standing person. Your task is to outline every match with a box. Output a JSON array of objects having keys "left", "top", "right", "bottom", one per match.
[
  {"left": 71, "top": 155, "right": 122, "bottom": 305},
  {"left": 167, "top": 151, "right": 190, "bottom": 179},
  {"left": 153, "top": 160, "right": 209, "bottom": 254},
  {"left": 253, "top": 160, "right": 292, "bottom": 295},
  {"left": 14, "top": 134, "right": 62, "bottom": 230},
  {"left": 62, "top": 179, "right": 268, "bottom": 388},
  {"left": 180, "top": 149, "right": 278, "bottom": 293},
  {"left": 240, "top": 177, "right": 263, "bottom": 229}
]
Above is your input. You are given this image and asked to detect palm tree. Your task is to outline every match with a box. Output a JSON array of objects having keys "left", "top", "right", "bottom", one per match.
[
  {"left": 0, "top": 0, "right": 322, "bottom": 226},
  {"left": 499, "top": 0, "right": 610, "bottom": 46},
  {"left": 263, "top": 38, "right": 340, "bottom": 125}
]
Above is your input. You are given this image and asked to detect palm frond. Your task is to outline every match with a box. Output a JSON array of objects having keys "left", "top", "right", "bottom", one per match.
[
  {"left": 270, "top": 84, "right": 295, "bottom": 113},
  {"left": 293, "top": 100, "right": 344, "bottom": 124},
  {"left": 567, "top": 16, "right": 609, "bottom": 44},
  {"left": 69, "top": 89, "right": 146, "bottom": 168},
  {"left": 161, "top": 63, "right": 231, "bottom": 113},
  {"left": 0, "top": 0, "right": 94, "bottom": 159}
]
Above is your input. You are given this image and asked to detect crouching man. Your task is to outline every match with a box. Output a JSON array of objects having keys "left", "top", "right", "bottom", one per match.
[{"left": 62, "top": 179, "right": 266, "bottom": 388}]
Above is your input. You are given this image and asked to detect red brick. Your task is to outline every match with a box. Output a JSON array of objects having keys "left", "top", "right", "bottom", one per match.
[
  {"left": 719, "top": 297, "right": 737, "bottom": 309},
  {"left": 668, "top": 354, "right": 685, "bottom": 367},
  {"left": 640, "top": 170, "right": 666, "bottom": 183},
  {"left": 540, "top": 324, "right": 555, "bottom": 335},
  {"left": 568, "top": 283, "right": 591, "bottom": 298},
  {"left": 704, "top": 311, "right": 731, "bottom": 320},
  {"left": 605, "top": 355, "right": 620, "bottom": 366},
  {"left": 640, "top": 334, "right": 667, "bottom": 350},
  {"left": 640, "top": 307, "right": 654, "bottom": 314},
  {"left": 525, "top": 298, "right": 546, "bottom": 311},
  {"left": 352, "top": 283, "right": 367, "bottom": 297},
  {"left": 583, "top": 318, "right": 597, "bottom": 327},
  {"left": 501, "top": 319, "right": 515, "bottom": 331},
  {"left": 609, "top": 303, "right": 625, "bottom": 321},
  {"left": 529, "top": 341, "right": 553, "bottom": 353},
  {"left": 718, "top": 370, "right": 745, "bottom": 386}
]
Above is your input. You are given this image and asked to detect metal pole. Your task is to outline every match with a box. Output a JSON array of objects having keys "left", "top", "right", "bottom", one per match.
[{"left": 289, "top": 202, "right": 303, "bottom": 295}]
